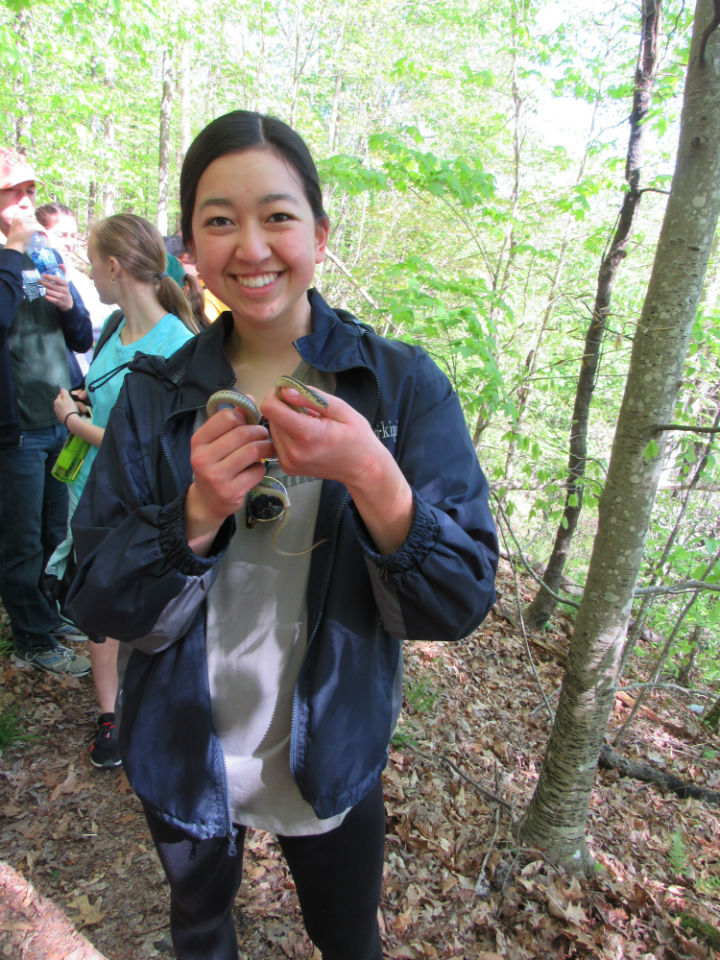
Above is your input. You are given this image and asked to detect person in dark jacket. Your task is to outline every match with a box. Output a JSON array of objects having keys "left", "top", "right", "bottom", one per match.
[
  {"left": 65, "top": 111, "right": 498, "bottom": 960},
  {"left": 0, "top": 147, "right": 92, "bottom": 677}
]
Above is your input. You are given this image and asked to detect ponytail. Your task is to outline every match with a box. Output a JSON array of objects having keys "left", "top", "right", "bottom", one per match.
[{"left": 157, "top": 275, "right": 198, "bottom": 333}]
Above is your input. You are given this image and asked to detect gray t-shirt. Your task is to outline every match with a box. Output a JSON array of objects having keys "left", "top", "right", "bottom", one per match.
[{"left": 205, "top": 365, "right": 347, "bottom": 835}]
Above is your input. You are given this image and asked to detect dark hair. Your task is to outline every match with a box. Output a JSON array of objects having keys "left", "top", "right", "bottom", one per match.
[
  {"left": 180, "top": 110, "right": 327, "bottom": 244},
  {"left": 36, "top": 202, "right": 74, "bottom": 226},
  {"left": 91, "top": 214, "right": 198, "bottom": 333}
]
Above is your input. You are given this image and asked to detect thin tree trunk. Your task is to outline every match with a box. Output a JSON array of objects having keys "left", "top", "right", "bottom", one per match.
[
  {"left": 13, "top": 12, "right": 31, "bottom": 149},
  {"left": 473, "top": 7, "right": 524, "bottom": 444},
  {"left": 618, "top": 402, "right": 720, "bottom": 676},
  {"left": 102, "top": 45, "right": 117, "bottom": 217},
  {"left": 157, "top": 46, "right": 173, "bottom": 237},
  {"left": 615, "top": 542, "right": 720, "bottom": 746},
  {"left": 524, "top": 0, "right": 661, "bottom": 630},
  {"left": 504, "top": 93, "right": 601, "bottom": 476},
  {"left": 675, "top": 624, "right": 706, "bottom": 686},
  {"left": 517, "top": 0, "right": 720, "bottom": 869},
  {"left": 704, "top": 696, "right": 720, "bottom": 731}
]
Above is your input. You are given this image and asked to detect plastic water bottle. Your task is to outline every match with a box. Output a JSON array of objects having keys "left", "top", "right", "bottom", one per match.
[
  {"left": 27, "top": 232, "right": 63, "bottom": 277},
  {"left": 52, "top": 429, "right": 92, "bottom": 483}
]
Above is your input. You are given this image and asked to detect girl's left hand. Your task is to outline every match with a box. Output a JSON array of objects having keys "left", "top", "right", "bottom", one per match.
[
  {"left": 260, "top": 384, "right": 378, "bottom": 489},
  {"left": 260, "top": 384, "right": 415, "bottom": 555}
]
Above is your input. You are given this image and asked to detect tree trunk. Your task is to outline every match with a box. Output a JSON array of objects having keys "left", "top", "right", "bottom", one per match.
[
  {"left": 524, "top": 0, "right": 661, "bottom": 630},
  {"left": 675, "top": 623, "right": 706, "bottom": 686},
  {"left": 517, "top": 0, "right": 720, "bottom": 870},
  {"left": 12, "top": 11, "right": 31, "bottom": 149},
  {"left": 102, "top": 45, "right": 117, "bottom": 218},
  {"left": 704, "top": 696, "right": 720, "bottom": 731},
  {"left": 157, "top": 45, "right": 173, "bottom": 237}
]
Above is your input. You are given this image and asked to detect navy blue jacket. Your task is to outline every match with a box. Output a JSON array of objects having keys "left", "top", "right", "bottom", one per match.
[{"left": 66, "top": 290, "right": 498, "bottom": 841}]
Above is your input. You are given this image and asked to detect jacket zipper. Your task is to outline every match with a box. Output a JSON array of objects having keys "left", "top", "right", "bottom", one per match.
[
  {"left": 288, "top": 366, "right": 382, "bottom": 781},
  {"left": 160, "top": 400, "right": 238, "bottom": 849}
]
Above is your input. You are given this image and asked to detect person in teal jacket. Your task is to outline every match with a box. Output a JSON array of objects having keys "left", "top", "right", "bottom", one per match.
[{"left": 66, "top": 111, "right": 498, "bottom": 960}]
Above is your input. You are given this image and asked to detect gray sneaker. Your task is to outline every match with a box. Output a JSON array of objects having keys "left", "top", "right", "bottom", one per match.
[
  {"left": 51, "top": 620, "right": 88, "bottom": 644},
  {"left": 13, "top": 644, "right": 91, "bottom": 678}
]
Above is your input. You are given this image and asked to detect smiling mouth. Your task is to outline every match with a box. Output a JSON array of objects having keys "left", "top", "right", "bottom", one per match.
[{"left": 234, "top": 272, "right": 279, "bottom": 289}]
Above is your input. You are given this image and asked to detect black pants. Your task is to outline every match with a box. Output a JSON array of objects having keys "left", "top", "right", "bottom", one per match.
[{"left": 144, "top": 780, "right": 386, "bottom": 960}]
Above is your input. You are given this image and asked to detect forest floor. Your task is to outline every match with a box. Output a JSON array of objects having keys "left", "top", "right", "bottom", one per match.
[{"left": 1, "top": 558, "right": 719, "bottom": 960}]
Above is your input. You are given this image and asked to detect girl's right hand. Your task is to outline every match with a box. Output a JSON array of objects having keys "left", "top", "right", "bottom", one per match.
[{"left": 184, "top": 406, "right": 274, "bottom": 553}]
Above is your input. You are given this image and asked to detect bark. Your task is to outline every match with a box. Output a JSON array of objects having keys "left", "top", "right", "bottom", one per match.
[
  {"left": 157, "top": 46, "right": 173, "bottom": 237},
  {"left": 517, "top": 0, "right": 720, "bottom": 870},
  {"left": 524, "top": 0, "right": 661, "bottom": 630}
]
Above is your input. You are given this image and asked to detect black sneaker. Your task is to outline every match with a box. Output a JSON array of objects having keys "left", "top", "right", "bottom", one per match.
[{"left": 90, "top": 713, "right": 122, "bottom": 769}]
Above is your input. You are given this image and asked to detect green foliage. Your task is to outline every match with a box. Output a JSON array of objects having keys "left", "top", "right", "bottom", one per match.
[
  {"left": 0, "top": 696, "right": 33, "bottom": 752},
  {"left": 390, "top": 726, "right": 419, "bottom": 750},
  {"left": 679, "top": 914, "right": 720, "bottom": 950},
  {"left": 405, "top": 676, "right": 439, "bottom": 714},
  {"left": 668, "top": 830, "right": 690, "bottom": 877},
  {"left": 2, "top": 0, "right": 715, "bottom": 690}
]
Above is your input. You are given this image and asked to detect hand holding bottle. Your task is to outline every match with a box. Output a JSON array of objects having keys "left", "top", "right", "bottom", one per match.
[{"left": 4, "top": 215, "right": 43, "bottom": 253}]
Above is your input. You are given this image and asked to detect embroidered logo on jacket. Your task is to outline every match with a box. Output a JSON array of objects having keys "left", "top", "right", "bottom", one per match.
[{"left": 375, "top": 419, "right": 398, "bottom": 442}]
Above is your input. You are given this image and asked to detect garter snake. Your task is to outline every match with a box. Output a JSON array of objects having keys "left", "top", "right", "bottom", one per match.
[{"left": 205, "top": 376, "right": 328, "bottom": 556}]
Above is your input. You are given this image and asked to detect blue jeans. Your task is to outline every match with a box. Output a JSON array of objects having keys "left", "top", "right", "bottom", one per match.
[{"left": 0, "top": 425, "right": 69, "bottom": 653}]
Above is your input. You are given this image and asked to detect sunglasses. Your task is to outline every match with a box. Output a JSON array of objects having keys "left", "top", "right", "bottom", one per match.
[{"left": 245, "top": 475, "right": 290, "bottom": 529}]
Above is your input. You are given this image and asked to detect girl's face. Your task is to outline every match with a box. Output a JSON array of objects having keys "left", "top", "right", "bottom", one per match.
[
  {"left": 190, "top": 148, "right": 328, "bottom": 339},
  {"left": 87, "top": 235, "right": 116, "bottom": 304}
]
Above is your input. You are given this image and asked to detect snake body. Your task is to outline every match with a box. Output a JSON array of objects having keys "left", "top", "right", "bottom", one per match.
[
  {"left": 205, "top": 375, "right": 327, "bottom": 423},
  {"left": 205, "top": 376, "right": 329, "bottom": 557}
]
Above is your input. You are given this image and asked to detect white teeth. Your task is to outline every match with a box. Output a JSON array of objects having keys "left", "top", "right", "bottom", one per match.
[{"left": 235, "top": 273, "right": 277, "bottom": 289}]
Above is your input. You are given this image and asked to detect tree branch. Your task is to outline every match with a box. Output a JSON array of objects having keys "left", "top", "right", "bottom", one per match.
[
  {"left": 491, "top": 494, "right": 581, "bottom": 609},
  {"left": 620, "top": 681, "right": 718, "bottom": 699},
  {"left": 654, "top": 423, "right": 720, "bottom": 434},
  {"left": 492, "top": 497, "right": 557, "bottom": 723},
  {"left": 323, "top": 248, "right": 384, "bottom": 313},
  {"left": 698, "top": 0, "right": 720, "bottom": 65},
  {"left": 599, "top": 744, "right": 720, "bottom": 805},
  {"left": 634, "top": 579, "right": 720, "bottom": 596}
]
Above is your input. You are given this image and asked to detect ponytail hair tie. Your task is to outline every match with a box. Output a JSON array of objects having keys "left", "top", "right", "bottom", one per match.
[{"left": 158, "top": 271, "right": 168, "bottom": 280}]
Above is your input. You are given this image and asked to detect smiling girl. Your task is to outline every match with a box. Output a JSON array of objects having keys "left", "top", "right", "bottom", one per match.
[{"left": 66, "top": 111, "right": 498, "bottom": 960}]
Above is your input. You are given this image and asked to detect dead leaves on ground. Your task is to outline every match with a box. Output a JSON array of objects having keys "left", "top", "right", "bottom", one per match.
[{"left": 1, "top": 561, "right": 719, "bottom": 959}]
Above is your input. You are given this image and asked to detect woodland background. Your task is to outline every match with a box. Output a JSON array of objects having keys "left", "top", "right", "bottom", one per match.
[{"left": 1, "top": 0, "right": 719, "bottom": 955}]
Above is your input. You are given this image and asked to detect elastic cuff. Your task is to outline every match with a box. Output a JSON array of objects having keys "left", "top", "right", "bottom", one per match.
[
  {"left": 158, "top": 494, "right": 235, "bottom": 575},
  {"left": 352, "top": 491, "right": 438, "bottom": 573}
]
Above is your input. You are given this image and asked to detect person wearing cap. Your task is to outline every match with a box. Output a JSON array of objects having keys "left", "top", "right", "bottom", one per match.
[{"left": 0, "top": 147, "right": 92, "bottom": 677}]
